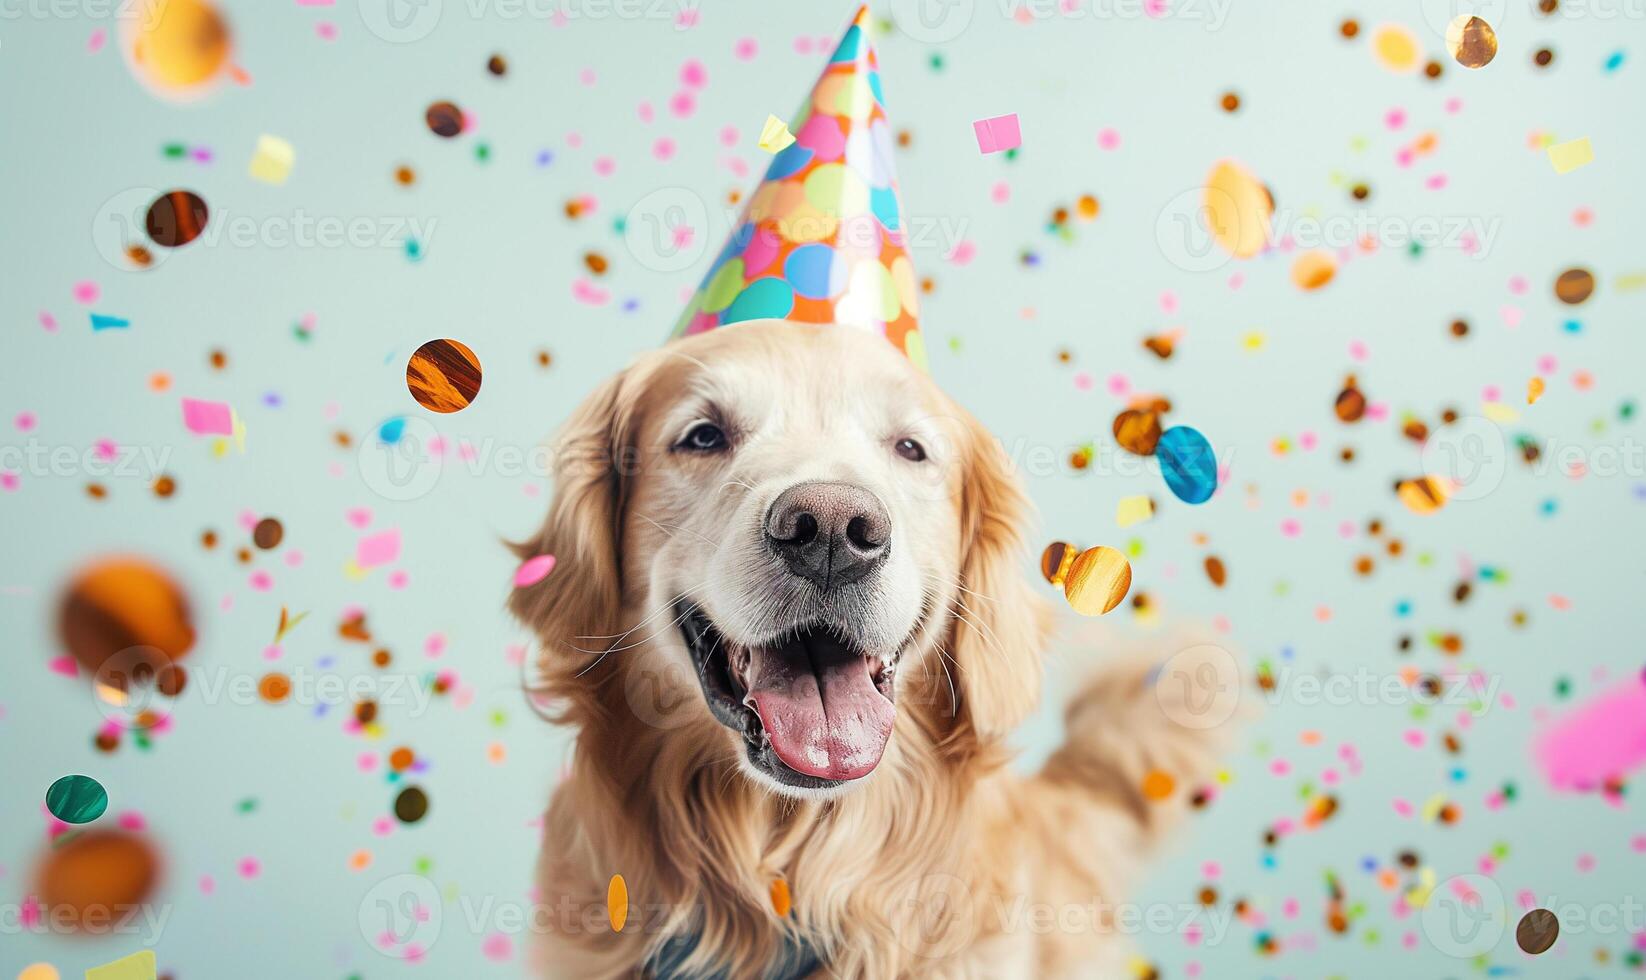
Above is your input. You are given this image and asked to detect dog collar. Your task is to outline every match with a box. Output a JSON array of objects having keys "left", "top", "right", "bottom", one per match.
[{"left": 648, "top": 928, "right": 821, "bottom": 980}]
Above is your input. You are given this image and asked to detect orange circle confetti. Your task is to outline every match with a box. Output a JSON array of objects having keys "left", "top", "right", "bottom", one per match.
[
  {"left": 1141, "top": 769, "right": 1176, "bottom": 801},
  {"left": 258, "top": 672, "right": 291, "bottom": 703}
]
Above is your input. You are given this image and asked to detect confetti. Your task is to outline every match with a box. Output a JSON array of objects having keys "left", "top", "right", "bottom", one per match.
[
  {"left": 180, "top": 397, "right": 235, "bottom": 435},
  {"left": 972, "top": 113, "right": 1021, "bottom": 154},
  {"left": 85, "top": 951, "right": 157, "bottom": 980},
  {"left": 1113, "top": 408, "right": 1163, "bottom": 456},
  {"left": 1396, "top": 476, "right": 1449, "bottom": 515},
  {"left": 1554, "top": 267, "right": 1595, "bottom": 305},
  {"left": 607, "top": 873, "right": 628, "bottom": 932},
  {"left": 513, "top": 554, "right": 557, "bottom": 587},
  {"left": 1516, "top": 908, "right": 1559, "bottom": 954},
  {"left": 406, "top": 338, "right": 482, "bottom": 413},
  {"left": 769, "top": 877, "right": 792, "bottom": 917},
  {"left": 1039, "top": 541, "right": 1078, "bottom": 586},
  {"left": 45, "top": 774, "right": 109, "bottom": 824},
  {"left": 1370, "top": 23, "right": 1421, "bottom": 73},
  {"left": 125, "top": 0, "right": 231, "bottom": 95},
  {"left": 1115, "top": 495, "right": 1154, "bottom": 529},
  {"left": 355, "top": 529, "right": 402, "bottom": 569},
  {"left": 1157, "top": 426, "right": 1218, "bottom": 505},
  {"left": 1204, "top": 160, "right": 1272, "bottom": 259},
  {"left": 393, "top": 786, "right": 429, "bottom": 823},
  {"left": 247, "top": 133, "right": 295, "bottom": 184},
  {"left": 1290, "top": 251, "right": 1337, "bottom": 291},
  {"left": 1062, "top": 546, "right": 1132, "bottom": 616},
  {"left": 425, "top": 100, "right": 464, "bottom": 137},
  {"left": 1546, "top": 137, "right": 1594, "bottom": 174},
  {"left": 1444, "top": 15, "right": 1498, "bottom": 69},
  {"left": 1534, "top": 679, "right": 1646, "bottom": 790},
  {"left": 145, "top": 189, "right": 209, "bottom": 247},
  {"left": 757, "top": 113, "right": 795, "bottom": 153}
]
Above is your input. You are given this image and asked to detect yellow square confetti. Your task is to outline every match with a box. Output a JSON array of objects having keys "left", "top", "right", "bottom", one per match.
[
  {"left": 1546, "top": 137, "right": 1593, "bottom": 175},
  {"left": 248, "top": 134, "right": 296, "bottom": 185},
  {"left": 758, "top": 114, "right": 796, "bottom": 153},
  {"left": 87, "top": 951, "right": 157, "bottom": 980},
  {"left": 1115, "top": 494, "right": 1154, "bottom": 528},
  {"left": 1481, "top": 401, "right": 1520, "bottom": 424}
]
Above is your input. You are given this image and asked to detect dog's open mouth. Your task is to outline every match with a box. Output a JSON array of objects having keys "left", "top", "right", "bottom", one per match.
[{"left": 679, "top": 602, "right": 897, "bottom": 787}]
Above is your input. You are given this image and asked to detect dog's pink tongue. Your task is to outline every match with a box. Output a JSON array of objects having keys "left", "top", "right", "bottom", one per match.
[{"left": 742, "top": 635, "right": 894, "bottom": 781}]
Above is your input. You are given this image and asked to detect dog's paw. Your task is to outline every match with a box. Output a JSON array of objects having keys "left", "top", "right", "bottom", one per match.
[{"left": 1044, "top": 629, "right": 1249, "bottom": 847}]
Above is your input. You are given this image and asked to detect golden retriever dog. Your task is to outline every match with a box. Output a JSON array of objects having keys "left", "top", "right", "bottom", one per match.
[{"left": 510, "top": 320, "right": 1234, "bottom": 978}]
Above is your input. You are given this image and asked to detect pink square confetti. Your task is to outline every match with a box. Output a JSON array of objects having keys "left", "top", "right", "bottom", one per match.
[
  {"left": 972, "top": 113, "right": 1022, "bottom": 154},
  {"left": 180, "top": 397, "right": 234, "bottom": 436},
  {"left": 355, "top": 528, "right": 402, "bottom": 569}
]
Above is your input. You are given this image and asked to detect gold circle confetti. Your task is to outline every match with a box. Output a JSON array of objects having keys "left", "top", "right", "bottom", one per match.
[
  {"left": 252, "top": 517, "right": 284, "bottom": 550},
  {"left": 1554, "top": 267, "right": 1595, "bottom": 305},
  {"left": 1371, "top": 23, "right": 1421, "bottom": 73},
  {"left": 33, "top": 831, "right": 161, "bottom": 930},
  {"left": 1204, "top": 160, "right": 1272, "bottom": 259},
  {"left": 425, "top": 101, "right": 464, "bottom": 138},
  {"left": 1334, "top": 377, "right": 1367, "bottom": 422},
  {"left": 1290, "top": 250, "right": 1337, "bottom": 291},
  {"left": 406, "top": 338, "right": 483, "bottom": 413},
  {"left": 1141, "top": 769, "right": 1176, "bottom": 801},
  {"left": 58, "top": 558, "right": 195, "bottom": 676},
  {"left": 1063, "top": 546, "right": 1132, "bottom": 616},
  {"left": 1113, "top": 408, "right": 1163, "bottom": 456},
  {"left": 1040, "top": 541, "right": 1079, "bottom": 587},
  {"left": 1396, "top": 476, "right": 1450, "bottom": 515},
  {"left": 1445, "top": 15, "right": 1498, "bottom": 69},
  {"left": 146, "top": 190, "right": 209, "bottom": 248},
  {"left": 127, "top": 0, "right": 232, "bottom": 92}
]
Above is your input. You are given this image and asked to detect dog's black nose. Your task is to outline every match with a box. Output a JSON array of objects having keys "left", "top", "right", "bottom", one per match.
[{"left": 765, "top": 481, "right": 891, "bottom": 589}]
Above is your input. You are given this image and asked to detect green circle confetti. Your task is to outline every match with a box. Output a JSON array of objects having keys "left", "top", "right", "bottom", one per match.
[{"left": 46, "top": 774, "right": 109, "bottom": 825}]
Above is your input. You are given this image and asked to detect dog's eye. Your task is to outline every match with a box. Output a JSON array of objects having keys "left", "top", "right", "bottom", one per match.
[
  {"left": 894, "top": 437, "right": 927, "bottom": 462},
  {"left": 678, "top": 422, "right": 728, "bottom": 453}
]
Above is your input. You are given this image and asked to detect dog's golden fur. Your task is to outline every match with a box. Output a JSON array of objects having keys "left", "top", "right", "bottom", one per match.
[{"left": 510, "top": 322, "right": 1233, "bottom": 978}]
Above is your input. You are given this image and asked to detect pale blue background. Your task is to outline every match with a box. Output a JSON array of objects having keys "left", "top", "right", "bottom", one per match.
[{"left": 3, "top": 0, "right": 1644, "bottom": 977}]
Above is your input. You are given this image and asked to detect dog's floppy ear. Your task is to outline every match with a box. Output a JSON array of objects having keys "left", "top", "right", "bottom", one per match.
[
  {"left": 950, "top": 416, "right": 1053, "bottom": 741},
  {"left": 509, "top": 368, "right": 635, "bottom": 715}
]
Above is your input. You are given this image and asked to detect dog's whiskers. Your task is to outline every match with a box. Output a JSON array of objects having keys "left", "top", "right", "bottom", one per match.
[
  {"left": 570, "top": 606, "right": 693, "bottom": 673},
  {"left": 576, "top": 590, "right": 689, "bottom": 641},
  {"left": 637, "top": 513, "right": 722, "bottom": 549}
]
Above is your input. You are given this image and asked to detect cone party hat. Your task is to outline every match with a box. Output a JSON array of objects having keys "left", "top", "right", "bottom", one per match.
[{"left": 670, "top": 6, "right": 926, "bottom": 370}]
